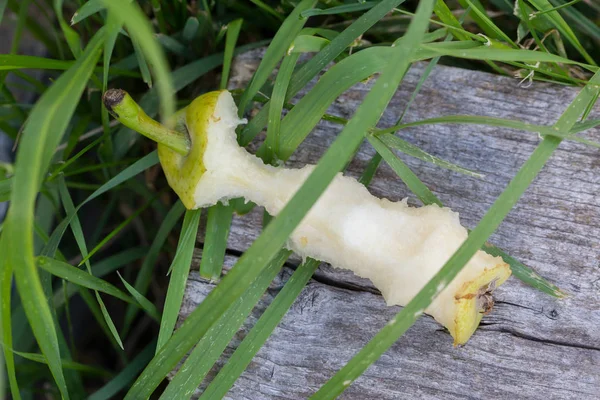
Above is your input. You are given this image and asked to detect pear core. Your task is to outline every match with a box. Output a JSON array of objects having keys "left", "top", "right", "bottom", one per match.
[{"left": 158, "top": 90, "right": 511, "bottom": 345}]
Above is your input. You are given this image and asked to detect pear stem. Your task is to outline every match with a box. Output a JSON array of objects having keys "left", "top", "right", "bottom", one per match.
[{"left": 103, "top": 89, "right": 191, "bottom": 156}]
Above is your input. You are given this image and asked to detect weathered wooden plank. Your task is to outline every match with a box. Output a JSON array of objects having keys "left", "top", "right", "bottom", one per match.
[{"left": 176, "top": 49, "right": 600, "bottom": 398}]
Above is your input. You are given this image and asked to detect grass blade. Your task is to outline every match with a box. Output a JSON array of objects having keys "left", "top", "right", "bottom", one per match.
[
  {"left": 482, "top": 243, "right": 565, "bottom": 297},
  {"left": 96, "top": 294, "right": 125, "bottom": 350},
  {"left": 117, "top": 272, "right": 161, "bottom": 321},
  {"left": 182, "top": 17, "right": 199, "bottom": 43},
  {"left": 0, "top": 55, "right": 73, "bottom": 70},
  {"left": 198, "top": 203, "right": 233, "bottom": 280},
  {"left": 8, "top": 349, "right": 111, "bottom": 377},
  {"left": 36, "top": 256, "right": 132, "bottom": 303},
  {"left": 301, "top": 1, "right": 378, "bottom": 17},
  {"left": 156, "top": 34, "right": 187, "bottom": 57},
  {"left": 433, "top": 0, "right": 470, "bottom": 41},
  {"left": 220, "top": 18, "right": 243, "bottom": 90},
  {"left": 0, "top": 310, "right": 4, "bottom": 398},
  {"left": 131, "top": 35, "right": 153, "bottom": 88},
  {"left": 201, "top": 259, "right": 319, "bottom": 400},
  {"left": 0, "top": 54, "right": 137, "bottom": 77},
  {"left": 48, "top": 135, "right": 104, "bottom": 180},
  {"left": 265, "top": 52, "right": 299, "bottom": 161},
  {"left": 367, "top": 134, "right": 444, "bottom": 206},
  {"left": 571, "top": 118, "right": 600, "bottom": 134},
  {"left": 377, "top": 114, "right": 600, "bottom": 147},
  {"left": 378, "top": 133, "right": 484, "bottom": 178},
  {"left": 0, "top": 177, "right": 11, "bottom": 202},
  {"left": 71, "top": 0, "right": 104, "bottom": 25},
  {"left": 156, "top": 209, "right": 201, "bottom": 353},
  {"left": 0, "top": 0, "right": 6, "bottom": 25},
  {"left": 249, "top": 0, "right": 284, "bottom": 21},
  {"left": 382, "top": 114, "right": 548, "bottom": 134},
  {"left": 289, "top": 35, "right": 330, "bottom": 53},
  {"left": 53, "top": 0, "right": 82, "bottom": 58},
  {"left": 420, "top": 43, "right": 596, "bottom": 70},
  {"left": 0, "top": 235, "right": 18, "bottom": 399}
]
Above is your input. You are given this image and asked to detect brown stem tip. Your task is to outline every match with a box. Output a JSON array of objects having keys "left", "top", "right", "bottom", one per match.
[{"left": 103, "top": 89, "right": 126, "bottom": 116}]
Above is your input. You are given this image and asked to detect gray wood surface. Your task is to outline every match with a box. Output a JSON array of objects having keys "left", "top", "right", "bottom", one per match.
[{"left": 176, "top": 49, "right": 600, "bottom": 399}]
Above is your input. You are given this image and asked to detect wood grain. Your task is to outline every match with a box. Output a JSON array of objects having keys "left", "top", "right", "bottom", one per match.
[{"left": 176, "top": 49, "right": 600, "bottom": 399}]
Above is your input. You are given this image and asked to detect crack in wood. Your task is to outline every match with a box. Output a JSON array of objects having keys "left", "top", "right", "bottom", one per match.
[{"left": 492, "top": 328, "right": 600, "bottom": 352}]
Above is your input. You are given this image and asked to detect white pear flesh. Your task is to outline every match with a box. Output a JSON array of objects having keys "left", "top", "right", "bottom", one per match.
[{"left": 161, "top": 90, "right": 511, "bottom": 345}]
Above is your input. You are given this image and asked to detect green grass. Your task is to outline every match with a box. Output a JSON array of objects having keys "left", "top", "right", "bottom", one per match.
[
  {"left": 1, "top": 0, "right": 599, "bottom": 398},
  {"left": 155, "top": 208, "right": 201, "bottom": 353}
]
